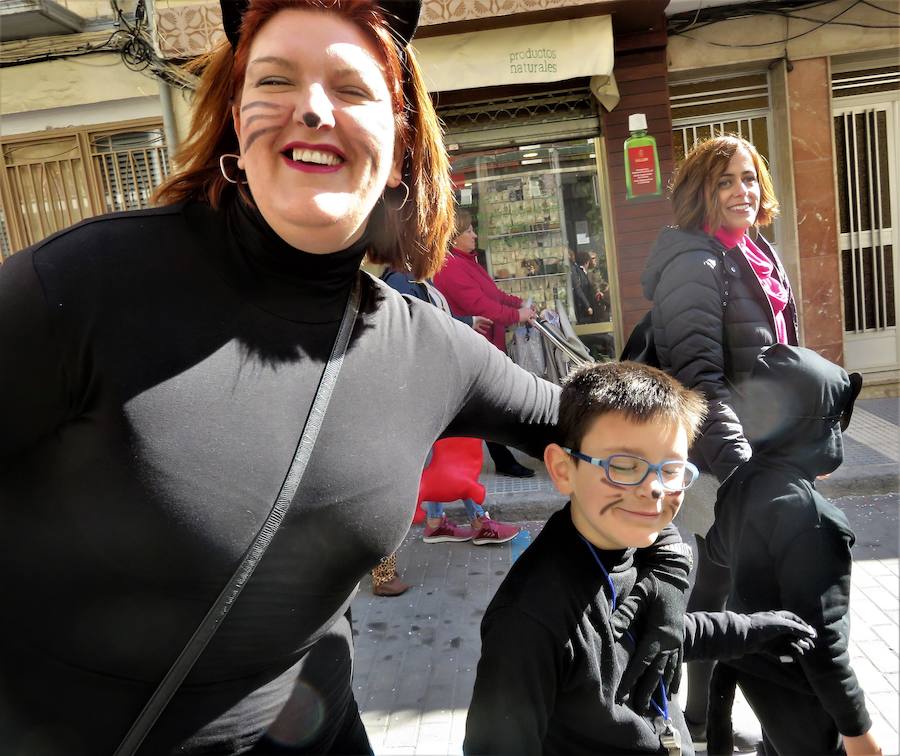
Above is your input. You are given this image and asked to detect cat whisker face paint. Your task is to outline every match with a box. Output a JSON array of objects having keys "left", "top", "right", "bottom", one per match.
[
  {"left": 237, "top": 101, "right": 291, "bottom": 154},
  {"left": 240, "top": 100, "right": 283, "bottom": 113},
  {"left": 231, "top": 8, "right": 402, "bottom": 253}
]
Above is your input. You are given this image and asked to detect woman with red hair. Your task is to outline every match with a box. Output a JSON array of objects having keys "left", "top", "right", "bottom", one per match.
[{"left": 0, "top": 2, "right": 691, "bottom": 753}]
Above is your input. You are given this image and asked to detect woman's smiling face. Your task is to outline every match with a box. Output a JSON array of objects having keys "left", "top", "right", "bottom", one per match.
[
  {"left": 714, "top": 146, "right": 760, "bottom": 234},
  {"left": 232, "top": 8, "right": 402, "bottom": 252}
]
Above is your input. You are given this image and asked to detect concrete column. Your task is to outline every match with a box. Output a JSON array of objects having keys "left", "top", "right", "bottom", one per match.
[{"left": 787, "top": 57, "right": 844, "bottom": 364}]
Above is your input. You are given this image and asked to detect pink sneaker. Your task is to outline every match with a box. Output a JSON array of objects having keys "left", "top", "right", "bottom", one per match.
[
  {"left": 471, "top": 515, "right": 521, "bottom": 545},
  {"left": 423, "top": 516, "right": 475, "bottom": 543}
]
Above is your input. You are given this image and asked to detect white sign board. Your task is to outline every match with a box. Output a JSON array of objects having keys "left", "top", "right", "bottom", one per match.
[{"left": 413, "top": 16, "right": 615, "bottom": 98}]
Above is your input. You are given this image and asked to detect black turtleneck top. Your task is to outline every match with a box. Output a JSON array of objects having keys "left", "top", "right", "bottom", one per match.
[
  {"left": 0, "top": 199, "right": 684, "bottom": 755},
  {"left": 0, "top": 198, "right": 559, "bottom": 754}
]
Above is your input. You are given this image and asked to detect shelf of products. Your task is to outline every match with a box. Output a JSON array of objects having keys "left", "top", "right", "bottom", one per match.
[{"left": 478, "top": 173, "right": 570, "bottom": 313}]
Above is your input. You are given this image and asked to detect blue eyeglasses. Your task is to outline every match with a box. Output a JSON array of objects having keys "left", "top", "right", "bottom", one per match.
[{"left": 561, "top": 449, "right": 699, "bottom": 492}]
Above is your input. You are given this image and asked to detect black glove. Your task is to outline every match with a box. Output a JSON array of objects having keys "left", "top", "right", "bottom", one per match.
[
  {"left": 612, "top": 573, "right": 686, "bottom": 714},
  {"left": 738, "top": 610, "right": 817, "bottom": 661},
  {"left": 610, "top": 572, "right": 655, "bottom": 639}
]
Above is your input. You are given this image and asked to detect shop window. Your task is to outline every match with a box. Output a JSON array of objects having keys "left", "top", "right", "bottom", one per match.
[{"left": 450, "top": 138, "right": 615, "bottom": 360}]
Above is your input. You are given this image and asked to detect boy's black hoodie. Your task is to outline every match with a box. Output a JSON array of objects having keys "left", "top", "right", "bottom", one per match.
[{"left": 706, "top": 344, "right": 870, "bottom": 742}]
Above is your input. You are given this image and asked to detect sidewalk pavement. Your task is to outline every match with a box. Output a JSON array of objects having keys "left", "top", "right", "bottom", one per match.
[{"left": 351, "top": 397, "right": 900, "bottom": 755}]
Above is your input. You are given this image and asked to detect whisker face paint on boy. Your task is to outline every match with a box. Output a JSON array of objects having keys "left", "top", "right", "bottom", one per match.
[
  {"left": 544, "top": 362, "right": 706, "bottom": 552},
  {"left": 547, "top": 413, "right": 689, "bottom": 550}
]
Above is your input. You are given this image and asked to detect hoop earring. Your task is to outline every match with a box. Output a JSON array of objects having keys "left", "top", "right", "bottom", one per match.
[
  {"left": 397, "top": 180, "right": 410, "bottom": 211},
  {"left": 219, "top": 153, "right": 247, "bottom": 185}
]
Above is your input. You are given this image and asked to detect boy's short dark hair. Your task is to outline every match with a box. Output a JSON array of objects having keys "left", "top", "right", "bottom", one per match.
[{"left": 558, "top": 361, "right": 707, "bottom": 451}]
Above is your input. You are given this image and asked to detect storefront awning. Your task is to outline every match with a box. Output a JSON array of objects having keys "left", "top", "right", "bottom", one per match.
[{"left": 413, "top": 16, "right": 619, "bottom": 111}]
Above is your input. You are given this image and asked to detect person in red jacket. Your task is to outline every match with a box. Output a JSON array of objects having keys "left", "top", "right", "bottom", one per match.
[{"left": 434, "top": 209, "right": 538, "bottom": 478}]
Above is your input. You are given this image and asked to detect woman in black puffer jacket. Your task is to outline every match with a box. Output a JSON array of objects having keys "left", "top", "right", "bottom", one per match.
[{"left": 640, "top": 135, "right": 799, "bottom": 744}]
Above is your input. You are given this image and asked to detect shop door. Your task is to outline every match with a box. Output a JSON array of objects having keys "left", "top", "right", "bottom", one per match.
[
  {"left": 448, "top": 138, "right": 617, "bottom": 360},
  {"left": 832, "top": 94, "right": 900, "bottom": 375}
]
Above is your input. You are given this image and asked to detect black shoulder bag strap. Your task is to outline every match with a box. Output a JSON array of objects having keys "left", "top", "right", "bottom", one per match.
[{"left": 114, "top": 276, "right": 362, "bottom": 756}]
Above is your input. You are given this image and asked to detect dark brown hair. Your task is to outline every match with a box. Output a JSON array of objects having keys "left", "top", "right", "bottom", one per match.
[
  {"left": 558, "top": 361, "right": 707, "bottom": 452},
  {"left": 153, "top": 0, "right": 454, "bottom": 279},
  {"left": 574, "top": 249, "right": 592, "bottom": 267},
  {"left": 670, "top": 135, "right": 778, "bottom": 233}
]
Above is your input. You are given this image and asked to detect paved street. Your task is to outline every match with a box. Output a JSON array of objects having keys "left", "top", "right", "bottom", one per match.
[{"left": 352, "top": 397, "right": 900, "bottom": 755}]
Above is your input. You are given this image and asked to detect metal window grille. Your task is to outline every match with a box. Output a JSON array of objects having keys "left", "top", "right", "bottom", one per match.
[
  {"left": 439, "top": 87, "right": 598, "bottom": 130},
  {"left": 670, "top": 73, "right": 769, "bottom": 117},
  {"left": 91, "top": 128, "right": 170, "bottom": 213},
  {"left": 672, "top": 114, "right": 770, "bottom": 165},
  {"left": 834, "top": 106, "right": 896, "bottom": 332},
  {"left": 438, "top": 86, "right": 600, "bottom": 149},
  {"left": 669, "top": 73, "right": 773, "bottom": 241},
  {"left": 0, "top": 203, "right": 12, "bottom": 261},
  {"left": 0, "top": 134, "right": 94, "bottom": 250},
  {"left": 0, "top": 119, "right": 169, "bottom": 254},
  {"left": 670, "top": 73, "right": 771, "bottom": 165},
  {"left": 832, "top": 66, "right": 900, "bottom": 99}
]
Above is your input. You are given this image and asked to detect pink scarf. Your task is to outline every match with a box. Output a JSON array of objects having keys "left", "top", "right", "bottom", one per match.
[{"left": 713, "top": 227, "right": 790, "bottom": 344}]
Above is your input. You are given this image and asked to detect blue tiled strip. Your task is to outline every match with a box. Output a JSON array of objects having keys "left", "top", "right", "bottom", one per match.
[{"left": 510, "top": 529, "right": 532, "bottom": 564}]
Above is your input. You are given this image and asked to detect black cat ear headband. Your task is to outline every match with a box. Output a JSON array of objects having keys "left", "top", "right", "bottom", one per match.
[{"left": 219, "top": 0, "right": 422, "bottom": 49}]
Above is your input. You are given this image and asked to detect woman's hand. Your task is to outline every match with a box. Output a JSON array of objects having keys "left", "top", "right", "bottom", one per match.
[
  {"left": 472, "top": 316, "right": 493, "bottom": 336},
  {"left": 518, "top": 306, "right": 536, "bottom": 324},
  {"left": 843, "top": 730, "right": 882, "bottom": 756}
]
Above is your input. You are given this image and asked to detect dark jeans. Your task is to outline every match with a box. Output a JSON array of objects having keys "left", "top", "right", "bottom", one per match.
[{"left": 251, "top": 612, "right": 372, "bottom": 755}]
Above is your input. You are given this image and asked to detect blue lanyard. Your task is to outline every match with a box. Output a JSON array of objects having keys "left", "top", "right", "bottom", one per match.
[{"left": 579, "top": 534, "right": 669, "bottom": 721}]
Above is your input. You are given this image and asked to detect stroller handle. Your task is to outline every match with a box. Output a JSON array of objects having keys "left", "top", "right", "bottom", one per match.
[{"left": 531, "top": 317, "right": 593, "bottom": 368}]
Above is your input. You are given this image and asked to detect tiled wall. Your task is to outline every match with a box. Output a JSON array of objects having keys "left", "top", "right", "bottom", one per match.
[
  {"left": 155, "top": 2, "right": 226, "bottom": 58},
  {"left": 153, "top": 0, "right": 601, "bottom": 58}
]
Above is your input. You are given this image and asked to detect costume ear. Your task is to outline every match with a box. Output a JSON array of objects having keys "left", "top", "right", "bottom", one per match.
[
  {"left": 221, "top": 0, "right": 249, "bottom": 49},
  {"left": 544, "top": 444, "right": 575, "bottom": 496},
  {"left": 840, "top": 373, "right": 863, "bottom": 432}
]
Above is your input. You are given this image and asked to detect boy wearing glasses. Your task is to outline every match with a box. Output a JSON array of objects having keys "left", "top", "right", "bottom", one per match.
[{"left": 464, "top": 362, "right": 816, "bottom": 756}]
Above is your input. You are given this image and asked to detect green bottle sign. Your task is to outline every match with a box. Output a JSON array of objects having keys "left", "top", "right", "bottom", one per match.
[{"left": 624, "top": 113, "right": 661, "bottom": 200}]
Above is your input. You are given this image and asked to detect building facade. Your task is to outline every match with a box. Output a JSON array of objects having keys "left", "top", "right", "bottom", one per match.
[{"left": 1, "top": 0, "right": 898, "bottom": 387}]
